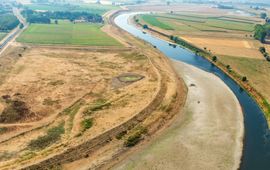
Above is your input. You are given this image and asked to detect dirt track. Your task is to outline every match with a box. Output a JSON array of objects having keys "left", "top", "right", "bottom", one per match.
[{"left": 112, "top": 60, "right": 244, "bottom": 170}]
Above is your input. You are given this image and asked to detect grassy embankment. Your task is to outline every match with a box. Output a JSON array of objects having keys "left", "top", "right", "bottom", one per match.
[
  {"left": 24, "top": 3, "right": 119, "bottom": 15},
  {"left": 17, "top": 20, "right": 121, "bottom": 46},
  {"left": 137, "top": 13, "right": 270, "bottom": 123}
]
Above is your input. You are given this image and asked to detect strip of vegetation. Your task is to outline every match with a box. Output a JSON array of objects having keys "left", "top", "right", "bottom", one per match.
[
  {"left": 0, "top": 14, "right": 20, "bottom": 31},
  {"left": 28, "top": 122, "right": 65, "bottom": 150},
  {"left": 83, "top": 98, "right": 111, "bottom": 115},
  {"left": 124, "top": 126, "right": 147, "bottom": 147},
  {"left": 22, "top": 10, "right": 103, "bottom": 24}
]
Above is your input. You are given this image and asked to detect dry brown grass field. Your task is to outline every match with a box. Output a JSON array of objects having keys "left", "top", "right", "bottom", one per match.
[{"left": 0, "top": 44, "right": 160, "bottom": 169}]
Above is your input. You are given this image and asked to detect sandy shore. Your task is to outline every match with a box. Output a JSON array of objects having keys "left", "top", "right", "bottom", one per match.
[{"left": 112, "top": 60, "right": 244, "bottom": 170}]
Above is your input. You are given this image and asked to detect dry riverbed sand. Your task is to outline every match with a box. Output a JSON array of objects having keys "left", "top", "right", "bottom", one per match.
[{"left": 112, "top": 60, "right": 244, "bottom": 170}]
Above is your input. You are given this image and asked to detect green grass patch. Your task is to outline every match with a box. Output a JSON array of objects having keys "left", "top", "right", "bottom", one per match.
[
  {"left": 17, "top": 20, "right": 121, "bottom": 46},
  {"left": 81, "top": 118, "right": 93, "bottom": 132},
  {"left": 28, "top": 122, "right": 65, "bottom": 150},
  {"left": 0, "top": 32, "right": 6, "bottom": 41},
  {"left": 141, "top": 15, "right": 173, "bottom": 30}
]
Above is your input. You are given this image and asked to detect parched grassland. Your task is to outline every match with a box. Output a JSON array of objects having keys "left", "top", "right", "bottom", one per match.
[
  {"left": 0, "top": 33, "right": 6, "bottom": 41},
  {"left": 17, "top": 20, "right": 121, "bottom": 46},
  {"left": 218, "top": 55, "right": 270, "bottom": 102},
  {"left": 0, "top": 46, "right": 159, "bottom": 169},
  {"left": 24, "top": 3, "right": 119, "bottom": 15}
]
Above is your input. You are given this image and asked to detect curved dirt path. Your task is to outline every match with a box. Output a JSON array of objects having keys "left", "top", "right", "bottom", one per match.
[{"left": 112, "top": 60, "right": 244, "bottom": 170}]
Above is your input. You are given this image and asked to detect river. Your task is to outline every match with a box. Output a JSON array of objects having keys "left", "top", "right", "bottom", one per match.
[{"left": 114, "top": 13, "right": 270, "bottom": 170}]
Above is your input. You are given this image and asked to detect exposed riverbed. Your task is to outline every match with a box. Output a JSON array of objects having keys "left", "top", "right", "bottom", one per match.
[{"left": 114, "top": 13, "right": 270, "bottom": 170}]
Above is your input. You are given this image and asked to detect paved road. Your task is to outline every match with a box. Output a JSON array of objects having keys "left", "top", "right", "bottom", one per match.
[{"left": 0, "top": 7, "right": 28, "bottom": 55}]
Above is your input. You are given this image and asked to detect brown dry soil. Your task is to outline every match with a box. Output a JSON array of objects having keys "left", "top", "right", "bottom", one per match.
[{"left": 0, "top": 10, "right": 185, "bottom": 170}]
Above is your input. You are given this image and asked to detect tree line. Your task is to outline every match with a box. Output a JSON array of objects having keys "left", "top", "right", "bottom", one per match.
[
  {"left": 22, "top": 10, "right": 103, "bottom": 24},
  {"left": 0, "top": 14, "right": 20, "bottom": 31}
]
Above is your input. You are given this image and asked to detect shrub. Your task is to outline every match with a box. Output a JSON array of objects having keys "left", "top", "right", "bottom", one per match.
[
  {"left": 116, "top": 130, "right": 127, "bottom": 140},
  {"left": 28, "top": 123, "right": 65, "bottom": 150},
  {"left": 81, "top": 118, "right": 93, "bottom": 132},
  {"left": 124, "top": 126, "right": 147, "bottom": 147},
  {"left": 212, "top": 56, "right": 217, "bottom": 62},
  {"left": 242, "top": 76, "right": 247, "bottom": 82},
  {"left": 143, "top": 24, "right": 148, "bottom": 29}
]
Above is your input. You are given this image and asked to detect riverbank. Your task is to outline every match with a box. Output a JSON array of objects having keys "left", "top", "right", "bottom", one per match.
[
  {"left": 133, "top": 16, "right": 270, "bottom": 125},
  {"left": 111, "top": 60, "right": 244, "bottom": 170}
]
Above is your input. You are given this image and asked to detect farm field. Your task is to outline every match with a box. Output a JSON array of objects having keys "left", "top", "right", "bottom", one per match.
[
  {"left": 181, "top": 35, "right": 262, "bottom": 58},
  {"left": 138, "top": 13, "right": 263, "bottom": 59},
  {"left": 139, "top": 13, "right": 258, "bottom": 32},
  {"left": 24, "top": 3, "right": 119, "bottom": 15},
  {"left": 17, "top": 20, "right": 121, "bottom": 46},
  {"left": 0, "top": 33, "right": 6, "bottom": 41},
  {"left": 218, "top": 56, "right": 270, "bottom": 102}
]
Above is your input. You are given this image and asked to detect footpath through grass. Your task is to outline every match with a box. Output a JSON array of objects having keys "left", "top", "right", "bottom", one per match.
[{"left": 17, "top": 20, "right": 121, "bottom": 46}]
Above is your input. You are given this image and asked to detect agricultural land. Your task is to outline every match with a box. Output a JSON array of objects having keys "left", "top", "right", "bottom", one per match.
[{"left": 136, "top": 7, "right": 270, "bottom": 121}]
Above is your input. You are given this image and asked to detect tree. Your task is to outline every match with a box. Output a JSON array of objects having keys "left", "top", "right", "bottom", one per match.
[
  {"left": 254, "top": 24, "right": 268, "bottom": 43},
  {"left": 167, "top": 1, "right": 170, "bottom": 5},
  {"left": 19, "top": 23, "right": 24, "bottom": 29},
  {"left": 260, "top": 12, "right": 267, "bottom": 19},
  {"left": 143, "top": 24, "right": 148, "bottom": 29},
  {"left": 242, "top": 76, "right": 247, "bottom": 82},
  {"left": 259, "top": 47, "right": 266, "bottom": 53},
  {"left": 212, "top": 56, "right": 217, "bottom": 62}
]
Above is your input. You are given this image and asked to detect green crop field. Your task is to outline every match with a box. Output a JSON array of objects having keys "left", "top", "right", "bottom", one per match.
[
  {"left": 140, "top": 13, "right": 256, "bottom": 32},
  {"left": 141, "top": 15, "right": 173, "bottom": 30},
  {"left": 0, "top": 32, "right": 7, "bottom": 41},
  {"left": 17, "top": 20, "right": 121, "bottom": 46},
  {"left": 25, "top": 3, "right": 119, "bottom": 15}
]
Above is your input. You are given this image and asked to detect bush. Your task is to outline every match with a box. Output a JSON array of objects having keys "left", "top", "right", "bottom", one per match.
[
  {"left": 242, "top": 76, "right": 247, "bottom": 82},
  {"left": 81, "top": 118, "right": 93, "bottom": 132},
  {"left": 28, "top": 123, "right": 65, "bottom": 150},
  {"left": 124, "top": 126, "right": 147, "bottom": 147},
  {"left": 143, "top": 24, "right": 148, "bottom": 29},
  {"left": 212, "top": 56, "right": 217, "bottom": 62}
]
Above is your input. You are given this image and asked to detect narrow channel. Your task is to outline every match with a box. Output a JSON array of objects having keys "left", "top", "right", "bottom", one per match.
[{"left": 114, "top": 13, "right": 270, "bottom": 170}]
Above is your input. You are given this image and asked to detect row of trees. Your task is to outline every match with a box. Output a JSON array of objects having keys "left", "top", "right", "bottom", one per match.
[
  {"left": 0, "top": 14, "right": 20, "bottom": 31},
  {"left": 259, "top": 47, "right": 270, "bottom": 62},
  {"left": 22, "top": 10, "right": 103, "bottom": 24}
]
